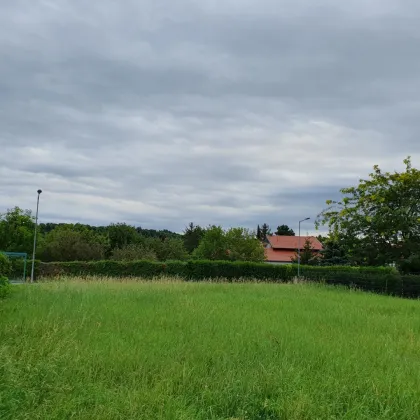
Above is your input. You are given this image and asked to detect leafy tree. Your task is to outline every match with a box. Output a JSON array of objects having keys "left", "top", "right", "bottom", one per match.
[
  {"left": 275, "top": 224, "right": 295, "bottom": 236},
  {"left": 145, "top": 237, "right": 189, "bottom": 261},
  {"left": 107, "top": 223, "right": 140, "bottom": 250},
  {"left": 40, "top": 225, "right": 108, "bottom": 261},
  {"left": 317, "top": 157, "right": 420, "bottom": 266},
  {"left": 194, "top": 226, "right": 265, "bottom": 262},
  {"left": 136, "top": 227, "right": 181, "bottom": 240},
  {"left": 193, "top": 226, "right": 230, "bottom": 260},
  {"left": 183, "top": 222, "right": 205, "bottom": 253},
  {"left": 39, "top": 223, "right": 59, "bottom": 235},
  {"left": 111, "top": 244, "right": 157, "bottom": 261},
  {"left": 225, "top": 227, "right": 265, "bottom": 262},
  {"left": 0, "top": 207, "right": 35, "bottom": 254},
  {"left": 40, "top": 223, "right": 109, "bottom": 236}
]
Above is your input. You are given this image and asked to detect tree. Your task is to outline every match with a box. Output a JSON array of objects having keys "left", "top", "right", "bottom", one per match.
[
  {"left": 111, "top": 244, "right": 157, "bottom": 261},
  {"left": 145, "top": 237, "right": 189, "bottom": 261},
  {"left": 39, "top": 223, "right": 59, "bottom": 235},
  {"left": 256, "top": 225, "right": 262, "bottom": 240},
  {"left": 183, "top": 222, "right": 205, "bottom": 253},
  {"left": 107, "top": 223, "right": 140, "bottom": 250},
  {"left": 275, "top": 224, "right": 295, "bottom": 236},
  {"left": 0, "top": 207, "right": 35, "bottom": 254},
  {"left": 317, "top": 157, "right": 420, "bottom": 266},
  {"left": 136, "top": 227, "right": 181, "bottom": 240},
  {"left": 193, "top": 226, "right": 265, "bottom": 262},
  {"left": 225, "top": 227, "right": 265, "bottom": 262},
  {"left": 40, "top": 225, "right": 108, "bottom": 261},
  {"left": 260, "top": 223, "right": 271, "bottom": 239},
  {"left": 292, "top": 238, "right": 318, "bottom": 265},
  {"left": 317, "top": 232, "right": 351, "bottom": 266},
  {"left": 192, "top": 226, "right": 229, "bottom": 260},
  {"left": 398, "top": 254, "right": 420, "bottom": 274}
]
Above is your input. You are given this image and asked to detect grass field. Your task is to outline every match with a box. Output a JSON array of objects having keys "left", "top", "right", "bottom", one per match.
[{"left": 1, "top": 278, "right": 419, "bottom": 420}]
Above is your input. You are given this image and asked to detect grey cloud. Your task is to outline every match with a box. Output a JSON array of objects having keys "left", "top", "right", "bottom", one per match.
[{"left": 1, "top": 0, "right": 420, "bottom": 232}]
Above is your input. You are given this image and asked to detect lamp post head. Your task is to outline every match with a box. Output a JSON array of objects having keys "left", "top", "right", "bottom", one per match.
[
  {"left": 37, "top": 189, "right": 42, "bottom": 195},
  {"left": 299, "top": 217, "right": 310, "bottom": 223}
]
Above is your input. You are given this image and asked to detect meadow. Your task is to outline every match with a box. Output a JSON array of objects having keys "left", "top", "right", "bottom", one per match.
[{"left": 1, "top": 278, "right": 419, "bottom": 420}]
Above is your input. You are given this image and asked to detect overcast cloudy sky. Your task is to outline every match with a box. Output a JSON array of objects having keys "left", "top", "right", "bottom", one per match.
[{"left": 1, "top": 0, "right": 419, "bottom": 233}]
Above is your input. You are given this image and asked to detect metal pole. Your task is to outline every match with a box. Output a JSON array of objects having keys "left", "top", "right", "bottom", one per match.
[
  {"left": 298, "top": 217, "right": 310, "bottom": 278},
  {"left": 30, "top": 190, "right": 42, "bottom": 283},
  {"left": 298, "top": 221, "right": 301, "bottom": 278}
]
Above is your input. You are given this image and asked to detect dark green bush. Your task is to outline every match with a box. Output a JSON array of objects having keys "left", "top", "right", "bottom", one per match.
[
  {"left": 399, "top": 255, "right": 420, "bottom": 274},
  {"left": 39, "top": 260, "right": 167, "bottom": 278},
  {"left": 0, "top": 254, "right": 11, "bottom": 298},
  {"left": 165, "top": 261, "right": 189, "bottom": 278},
  {"left": 400, "top": 275, "right": 420, "bottom": 298},
  {"left": 0, "top": 253, "right": 11, "bottom": 277},
  {"left": 0, "top": 275, "right": 11, "bottom": 298}
]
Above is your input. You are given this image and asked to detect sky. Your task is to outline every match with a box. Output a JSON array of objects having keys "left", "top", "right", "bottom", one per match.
[{"left": 1, "top": 0, "right": 419, "bottom": 233}]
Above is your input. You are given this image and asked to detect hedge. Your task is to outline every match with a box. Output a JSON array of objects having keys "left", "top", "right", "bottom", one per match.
[
  {"left": 36, "top": 259, "right": 420, "bottom": 298},
  {"left": 7, "top": 259, "right": 41, "bottom": 282}
]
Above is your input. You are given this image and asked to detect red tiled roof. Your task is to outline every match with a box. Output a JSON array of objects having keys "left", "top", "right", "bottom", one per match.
[
  {"left": 265, "top": 248, "right": 295, "bottom": 262},
  {"left": 266, "top": 235, "right": 323, "bottom": 251}
]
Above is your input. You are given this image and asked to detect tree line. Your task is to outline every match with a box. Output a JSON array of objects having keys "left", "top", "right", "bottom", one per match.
[
  {"left": 0, "top": 213, "right": 269, "bottom": 263},
  {"left": 1, "top": 157, "right": 419, "bottom": 272}
]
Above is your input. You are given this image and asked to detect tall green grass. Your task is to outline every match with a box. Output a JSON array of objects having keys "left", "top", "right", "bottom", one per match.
[{"left": 1, "top": 278, "right": 419, "bottom": 419}]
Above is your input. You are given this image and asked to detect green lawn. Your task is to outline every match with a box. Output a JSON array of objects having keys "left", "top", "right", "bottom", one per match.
[{"left": 1, "top": 279, "right": 419, "bottom": 420}]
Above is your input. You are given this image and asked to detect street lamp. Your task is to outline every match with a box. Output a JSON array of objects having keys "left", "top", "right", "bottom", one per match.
[
  {"left": 30, "top": 189, "right": 42, "bottom": 283},
  {"left": 298, "top": 217, "right": 310, "bottom": 278}
]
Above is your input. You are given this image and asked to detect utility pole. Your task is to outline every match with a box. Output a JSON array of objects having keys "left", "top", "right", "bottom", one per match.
[
  {"left": 298, "top": 217, "right": 310, "bottom": 278},
  {"left": 30, "top": 189, "right": 42, "bottom": 283}
]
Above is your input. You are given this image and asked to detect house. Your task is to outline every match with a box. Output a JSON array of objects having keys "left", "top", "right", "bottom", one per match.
[{"left": 264, "top": 235, "right": 323, "bottom": 264}]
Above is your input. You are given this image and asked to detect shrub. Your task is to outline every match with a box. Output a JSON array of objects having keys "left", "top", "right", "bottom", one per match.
[
  {"left": 0, "top": 253, "right": 11, "bottom": 277},
  {"left": 0, "top": 275, "right": 11, "bottom": 298},
  {"left": 0, "top": 254, "right": 11, "bottom": 298}
]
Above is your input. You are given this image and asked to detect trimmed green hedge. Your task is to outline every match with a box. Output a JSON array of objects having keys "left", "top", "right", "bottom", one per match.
[
  {"left": 36, "top": 259, "right": 420, "bottom": 298},
  {"left": 38, "top": 260, "right": 297, "bottom": 281}
]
